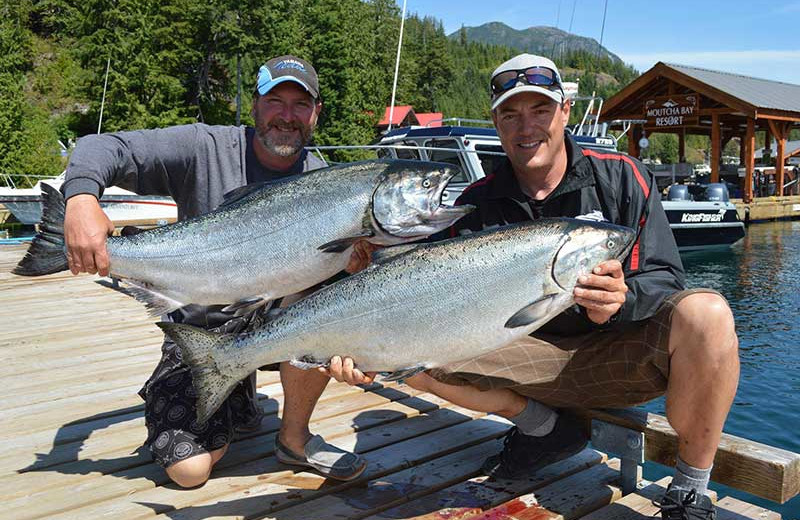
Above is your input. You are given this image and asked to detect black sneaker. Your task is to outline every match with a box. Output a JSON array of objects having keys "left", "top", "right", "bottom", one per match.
[
  {"left": 481, "top": 411, "right": 589, "bottom": 479},
  {"left": 653, "top": 485, "right": 716, "bottom": 520}
]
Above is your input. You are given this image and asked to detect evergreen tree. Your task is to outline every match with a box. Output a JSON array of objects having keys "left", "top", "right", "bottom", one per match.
[{"left": 0, "top": 0, "right": 64, "bottom": 186}]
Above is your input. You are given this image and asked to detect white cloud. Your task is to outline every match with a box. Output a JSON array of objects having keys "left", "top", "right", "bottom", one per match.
[{"left": 618, "top": 50, "right": 800, "bottom": 85}]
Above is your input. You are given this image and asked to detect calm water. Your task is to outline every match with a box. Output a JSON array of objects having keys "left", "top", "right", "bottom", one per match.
[{"left": 640, "top": 220, "right": 800, "bottom": 518}]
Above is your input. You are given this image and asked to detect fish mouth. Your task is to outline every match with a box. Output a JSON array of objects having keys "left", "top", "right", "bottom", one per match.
[
  {"left": 426, "top": 168, "right": 475, "bottom": 223},
  {"left": 427, "top": 203, "right": 475, "bottom": 225},
  {"left": 617, "top": 232, "right": 637, "bottom": 261}
]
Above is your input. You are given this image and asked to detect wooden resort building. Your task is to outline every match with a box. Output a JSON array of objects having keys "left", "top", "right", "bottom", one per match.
[{"left": 599, "top": 62, "right": 800, "bottom": 203}]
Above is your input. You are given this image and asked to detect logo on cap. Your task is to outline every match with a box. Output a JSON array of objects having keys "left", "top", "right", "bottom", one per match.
[{"left": 275, "top": 59, "right": 306, "bottom": 72}]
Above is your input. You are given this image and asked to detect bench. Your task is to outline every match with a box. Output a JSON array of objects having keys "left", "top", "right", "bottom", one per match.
[{"left": 574, "top": 408, "right": 800, "bottom": 504}]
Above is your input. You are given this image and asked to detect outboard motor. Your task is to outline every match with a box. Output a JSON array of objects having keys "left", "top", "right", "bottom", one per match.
[
  {"left": 704, "top": 183, "right": 730, "bottom": 202},
  {"left": 667, "top": 184, "right": 691, "bottom": 201}
]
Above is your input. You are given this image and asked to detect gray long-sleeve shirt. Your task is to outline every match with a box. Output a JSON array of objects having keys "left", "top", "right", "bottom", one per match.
[
  {"left": 64, "top": 123, "right": 326, "bottom": 220},
  {"left": 64, "top": 122, "right": 327, "bottom": 328}
]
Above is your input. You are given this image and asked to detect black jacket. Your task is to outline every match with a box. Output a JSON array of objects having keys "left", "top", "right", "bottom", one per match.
[{"left": 447, "top": 133, "right": 686, "bottom": 335}]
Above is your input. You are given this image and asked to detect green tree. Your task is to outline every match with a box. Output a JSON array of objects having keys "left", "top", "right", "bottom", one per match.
[{"left": 0, "top": 0, "right": 64, "bottom": 186}]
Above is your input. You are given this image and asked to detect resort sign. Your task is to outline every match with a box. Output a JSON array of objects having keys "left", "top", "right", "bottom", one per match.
[{"left": 644, "top": 94, "right": 699, "bottom": 128}]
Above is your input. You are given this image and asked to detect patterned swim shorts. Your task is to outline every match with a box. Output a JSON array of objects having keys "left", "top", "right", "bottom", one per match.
[{"left": 428, "top": 289, "right": 724, "bottom": 409}]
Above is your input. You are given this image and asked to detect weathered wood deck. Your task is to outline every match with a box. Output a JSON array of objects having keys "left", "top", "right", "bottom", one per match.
[{"left": 0, "top": 244, "right": 786, "bottom": 520}]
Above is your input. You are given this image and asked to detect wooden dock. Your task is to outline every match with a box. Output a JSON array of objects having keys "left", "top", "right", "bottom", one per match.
[
  {"left": 0, "top": 244, "right": 792, "bottom": 520},
  {"left": 733, "top": 195, "right": 800, "bottom": 222}
]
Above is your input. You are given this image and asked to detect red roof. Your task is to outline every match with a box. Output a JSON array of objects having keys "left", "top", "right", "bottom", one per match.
[
  {"left": 379, "top": 105, "right": 414, "bottom": 126},
  {"left": 416, "top": 112, "right": 443, "bottom": 128}
]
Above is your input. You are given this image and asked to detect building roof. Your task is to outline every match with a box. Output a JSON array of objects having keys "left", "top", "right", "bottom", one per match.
[
  {"left": 665, "top": 63, "right": 800, "bottom": 113},
  {"left": 415, "top": 112, "right": 443, "bottom": 128},
  {"left": 378, "top": 105, "right": 414, "bottom": 126},
  {"left": 756, "top": 140, "right": 800, "bottom": 160},
  {"left": 601, "top": 62, "right": 800, "bottom": 122}
]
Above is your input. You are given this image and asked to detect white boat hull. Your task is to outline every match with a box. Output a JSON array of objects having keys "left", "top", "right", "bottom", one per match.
[{"left": 0, "top": 179, "right": 176, "bottom": 227}]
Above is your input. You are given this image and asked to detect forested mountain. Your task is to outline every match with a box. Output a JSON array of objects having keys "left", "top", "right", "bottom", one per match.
[
  {"left": 452, "top": 22, "right": 621, "bottom": 64},
  {"left": 3, "top": 0, "right": 649, "bottom": 187}
]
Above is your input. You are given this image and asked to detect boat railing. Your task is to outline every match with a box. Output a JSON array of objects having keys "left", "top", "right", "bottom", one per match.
[
  {"left": 0, "top": 173, "right": 18, "bottom": 189},
  {"left": 307, "top": 142, "right": 506, "bottom": 166},
  {"left": 422, "top": 117, "right": 494, "bottom": 128},
  {"left": 1, "top": 172, "right": 64, "bottom": 190}
]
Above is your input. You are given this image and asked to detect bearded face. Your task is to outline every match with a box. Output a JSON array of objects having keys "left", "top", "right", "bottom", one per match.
[{"left": 252, "top": 82, "right": 320, "bottom": 158}]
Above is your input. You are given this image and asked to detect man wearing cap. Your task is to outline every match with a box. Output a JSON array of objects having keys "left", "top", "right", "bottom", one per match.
[
  {"left": 333, "top": 54, "right": 737, "bottom": 519},
  {"left": 62, "top": 55, "right": 367, "bottom": 486}
]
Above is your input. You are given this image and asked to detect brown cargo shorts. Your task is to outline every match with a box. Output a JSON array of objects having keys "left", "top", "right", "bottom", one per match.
[{"left": 428, "top": 289, "right": 722, "bottom": 409}]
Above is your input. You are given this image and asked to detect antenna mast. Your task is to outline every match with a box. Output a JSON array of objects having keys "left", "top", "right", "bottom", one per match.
[{"left": 387, "top": 0, "right": 408, "bottom": 132}]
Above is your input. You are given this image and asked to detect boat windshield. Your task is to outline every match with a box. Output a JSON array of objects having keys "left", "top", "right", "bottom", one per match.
[{"left": 425, "top": 139, "right": 470, "bottom": 183}]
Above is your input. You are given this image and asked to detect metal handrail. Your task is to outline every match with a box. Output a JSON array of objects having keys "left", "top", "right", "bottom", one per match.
[{"left": 308, "top": 144, "right": 505, "bottom": 156}]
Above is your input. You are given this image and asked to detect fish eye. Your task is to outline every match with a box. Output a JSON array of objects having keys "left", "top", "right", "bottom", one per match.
[
  {"left": 606, "top": 239, "right": 615, "bottom": 249},
  {"left": 422, "top": 179, "right": 431, "bottom": 188}
]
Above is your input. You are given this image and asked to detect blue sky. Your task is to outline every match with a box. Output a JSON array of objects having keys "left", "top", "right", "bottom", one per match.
[{"left": 404, "top": 0, "right": 800, "bottom": 85}]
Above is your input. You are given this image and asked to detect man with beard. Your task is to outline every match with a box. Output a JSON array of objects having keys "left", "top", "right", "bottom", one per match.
[{"left": 62, "top": 55, "right": 367, "bottom": 487}]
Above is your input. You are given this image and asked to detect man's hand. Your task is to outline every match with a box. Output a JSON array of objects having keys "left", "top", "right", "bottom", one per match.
[
  {"left": 573, "top": 259, "right": 627, "bottom": 325},
  {"left": 64, "top": 194, "right": 115, "bottom": 276},
  {"left": 319, "top": 355, "right": 377, "bottom": 386},
  {"left": 345, "top": 240, "right": 383, "bottom": 274}
]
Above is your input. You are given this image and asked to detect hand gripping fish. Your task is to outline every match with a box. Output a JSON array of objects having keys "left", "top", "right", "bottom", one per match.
[
  {"left": 13, "top": 160, "right": 474, "bottom": 316},
  {"left": 159, "top": 218, "right": 636, "bottom": 423}
]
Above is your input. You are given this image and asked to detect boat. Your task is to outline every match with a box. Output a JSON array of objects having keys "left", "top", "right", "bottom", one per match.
[
  {"left": 370, "top": 108, "right": 744, "bottom": 251},
  {"left": 661, "top": 183, "right": 746, "bottom": 250},
  {"left": 0, "top": 173, "right": 177, "bottom": 227}
]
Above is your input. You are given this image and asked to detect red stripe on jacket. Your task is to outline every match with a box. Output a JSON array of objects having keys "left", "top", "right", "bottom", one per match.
[
  {"left": 581, "top": 149, "right": 650, "bottom": 199},
  {"left": 581, "top": 149, "right": 650, "bottom": 270},
  {"left": 457, "top": 172, "right": 495, "bottom": 201}
]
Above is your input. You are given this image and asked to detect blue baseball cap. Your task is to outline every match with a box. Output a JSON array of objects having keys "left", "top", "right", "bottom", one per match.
[{"left": 256, "top": 55, "right": 320, "bottom": 99}]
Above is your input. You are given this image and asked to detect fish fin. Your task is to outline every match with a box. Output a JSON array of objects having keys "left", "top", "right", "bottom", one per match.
[
  {"left": 221, "top": 297, "right": 271, "bottom": 317},
  {"left": 317, "top": 231, "right": 375, "bottom": 253},
  {"left": 218, "top": 175, "right": 301, "bottom": 208},
  {"left": 289, "top": 355, "right": 327, "bottom": 370},
  {"left": 12, "top": 183, "right": 69, "bottom": 276},
  {"left": 504, "top": 294, "right": 559, "bottom": 329},
  {"left": 156, "top": 322, "right": 240, "bottom": 424},
  {"left": 370, "top": 244, "right": 421, "bottom": 264},
  {"left": 124, "top": 280, "right": 185, "bottom": 317},
  {"left": 380, "top": 365, "right": 428, "bottom": 382}
]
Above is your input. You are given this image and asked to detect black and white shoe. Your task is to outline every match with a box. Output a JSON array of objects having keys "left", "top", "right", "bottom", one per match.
[
  {"left": 653, "top": 484, "right": 716, "bottom": 520},
  {"left": 481, "top": 411, "right": 588, "bottom": 479}
]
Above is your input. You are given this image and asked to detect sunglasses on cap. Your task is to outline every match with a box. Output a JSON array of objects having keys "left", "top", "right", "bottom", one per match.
[{"left": 490, "top": 66, "right": 563, "bottom": 96}]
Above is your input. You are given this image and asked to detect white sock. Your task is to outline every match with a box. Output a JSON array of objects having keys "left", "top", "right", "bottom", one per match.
[
  {"left": 672, "top": 456, "right": 712, "bottom": 497},
  {"left": 509, "top": 399, "right": 558, "bottom": 437}
]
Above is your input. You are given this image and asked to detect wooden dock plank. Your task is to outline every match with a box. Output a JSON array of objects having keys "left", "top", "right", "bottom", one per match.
[
  {"left": 717, "top": 496, "right": 783, "bottom": 520},
  {"left": 453, "top": 459, "right": 623, "bottom": 520},
  {"left": 578, "top": 477, "right": 671, "bottom": 520},
  {"left": 0, "top": 381, "right": 421, "bottom": 484},
  {"left": 362, "top": 449, "right": 605, "bottom": 520},
  {"left": 5, "top": 388, "right": 458, "bottom": 519},
  {"left": 582, "top": 409, "right": 800, "bottom": 504},
  {"left": 45, "top": 414, "right": 509, "bottom": 520}
]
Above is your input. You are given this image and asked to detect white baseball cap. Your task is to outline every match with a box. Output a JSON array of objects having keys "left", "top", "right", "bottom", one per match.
[{"left": 490, "top": 54, "right": 565, "bottom": 110}]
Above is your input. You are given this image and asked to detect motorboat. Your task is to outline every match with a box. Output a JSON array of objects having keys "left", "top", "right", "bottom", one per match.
[
  {"left": 0, "top": 174, "right": 177, "bottom": 227},
  {"left": 369, "top": 123, "right": 745, "bottom": 251},
  {"left": 661, "top": 183, "right": 745, "bottom": 250}
]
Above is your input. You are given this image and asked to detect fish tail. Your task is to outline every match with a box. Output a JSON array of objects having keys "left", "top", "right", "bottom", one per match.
[
  {"left": 157, "top": 322, "right": 241, "bottom": 424},
  {"left": 12, "top": 184, "right": 69, "bottom": 276}
]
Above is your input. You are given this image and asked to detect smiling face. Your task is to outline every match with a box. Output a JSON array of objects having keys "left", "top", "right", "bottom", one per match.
[
  {"left": 492, "top": 91, "right": 570, "bottom": 182},
  {"left": 252, "top": 82, "right": 321, "bottom": 159}
]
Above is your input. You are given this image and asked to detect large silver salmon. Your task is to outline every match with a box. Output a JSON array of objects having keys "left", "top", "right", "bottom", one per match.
[
  {"left": 13, "top": 160, "right": 473, "bottom": 315},
  {"left": 159, "top": 218, "right": 636, "bottom": 423}
]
